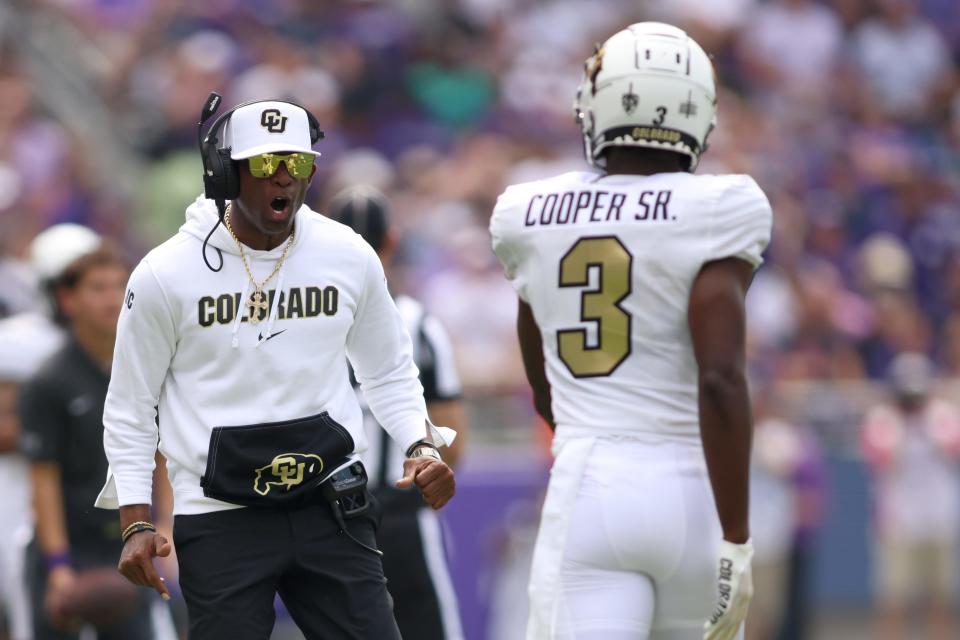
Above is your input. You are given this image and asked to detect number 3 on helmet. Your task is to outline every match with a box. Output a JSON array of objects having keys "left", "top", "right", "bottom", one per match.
[{"left": 573, "top": 22, "right": 718, "bottom": 172}]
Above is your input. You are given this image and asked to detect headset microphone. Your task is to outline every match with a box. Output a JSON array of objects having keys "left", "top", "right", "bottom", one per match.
[
  {"left": 197, "top": 92, "right": 222, "bottom": 150},
  {"left": 198, "top": 91, "right": 226, "bottom": 273}
]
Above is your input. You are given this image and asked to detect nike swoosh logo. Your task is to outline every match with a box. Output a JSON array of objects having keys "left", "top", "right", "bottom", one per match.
[{"left": 257, "top": 329, "right": 287, "bottom": 342}]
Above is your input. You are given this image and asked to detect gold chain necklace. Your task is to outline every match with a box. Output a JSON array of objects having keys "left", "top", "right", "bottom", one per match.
[{"left": 223, "top": 204, "right": 295, "bottom": 325}]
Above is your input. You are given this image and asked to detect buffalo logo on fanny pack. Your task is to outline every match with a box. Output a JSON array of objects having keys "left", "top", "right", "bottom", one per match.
[{"left": 254, "top": 453, "right": 324, "bottom": 496}]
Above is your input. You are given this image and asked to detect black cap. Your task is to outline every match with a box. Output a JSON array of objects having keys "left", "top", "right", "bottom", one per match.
[{"left": 327, "top": 185, "right": 390, "bottom": 252}]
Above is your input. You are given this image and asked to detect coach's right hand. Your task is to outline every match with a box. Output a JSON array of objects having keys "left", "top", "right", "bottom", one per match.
[
  {"left": 118, "top": 529, "right": 172, "bottom": 601},
  {"left": 396, "top": 448, "right": 455, "bottom": 509},
  {"left": 703, "top": 539, "right": 754, "bottom": 640}
]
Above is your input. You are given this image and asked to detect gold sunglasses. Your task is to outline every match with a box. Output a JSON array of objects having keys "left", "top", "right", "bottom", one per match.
[{"left": 246, "top": 152, "right": 314, "bottom": 179}]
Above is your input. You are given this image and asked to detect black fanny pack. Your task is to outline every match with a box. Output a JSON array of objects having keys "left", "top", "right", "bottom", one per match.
[{"left": 200, "top": 411, "right": 354, "bottom": 507}]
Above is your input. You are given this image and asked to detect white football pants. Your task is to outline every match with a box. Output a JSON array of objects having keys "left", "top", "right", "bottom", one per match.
[{"left": 528, "top": 436, "right": 742, "bottom": 640}]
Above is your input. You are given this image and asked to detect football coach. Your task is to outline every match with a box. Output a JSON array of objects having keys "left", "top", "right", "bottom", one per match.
[{"left": 95, "top": 94, "right": 456, "bottom": 639}]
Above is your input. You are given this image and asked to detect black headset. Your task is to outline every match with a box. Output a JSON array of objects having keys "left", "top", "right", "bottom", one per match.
[
  {"left": 197, "top": 92, "right": 324, "bottom": 202},
  {"left": 195, "top": 92, "right": 324, "bottom": 271}
]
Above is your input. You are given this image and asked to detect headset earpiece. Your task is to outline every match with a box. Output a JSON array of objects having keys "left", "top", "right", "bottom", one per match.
[
  {"left": 215, "top": 147, "right": 240, "bottom": 200},
  {"left": 200, "top": 137, "right": 240, "bottom": 201},
  {"left": 308, "top": 118, "right": 325, "bottom": 145}
]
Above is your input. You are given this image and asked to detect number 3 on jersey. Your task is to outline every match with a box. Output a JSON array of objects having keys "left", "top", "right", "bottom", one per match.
[{"left": 557, "top": 236, "right": 633, "bottom": 377}]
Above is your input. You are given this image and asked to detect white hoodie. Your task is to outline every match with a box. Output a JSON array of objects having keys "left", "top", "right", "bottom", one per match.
[{"left": 96, "top": 196, "right": 440, "bottom": 515}]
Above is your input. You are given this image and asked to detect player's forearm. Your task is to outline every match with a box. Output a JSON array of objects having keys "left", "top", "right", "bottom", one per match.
[
  {"left": 698, "top": 366, "right": 752, "bottom": 544},
  {"left": 517, "top": 300, "right": 555, "bottom": 430},
  {"left": 532, "top": 390, "right": 555, "bottom": 431},
  {"left": 31, "top": 463, "right": 71, "bottom": 554}
]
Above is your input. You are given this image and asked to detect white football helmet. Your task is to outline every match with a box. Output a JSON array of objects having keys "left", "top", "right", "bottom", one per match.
[{"left": 574, "top": 22, "right": 717, "bottom": 172}]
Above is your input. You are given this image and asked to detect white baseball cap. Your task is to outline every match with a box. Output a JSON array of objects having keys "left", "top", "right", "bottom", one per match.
[
  {"left": 28, "top": 223, "right": 102, "bottom": 282},
  {"left": 223, "top": 101, "right": 321, "bottom": 160}
]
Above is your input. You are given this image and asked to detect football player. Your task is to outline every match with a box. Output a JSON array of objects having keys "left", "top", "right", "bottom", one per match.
[{"left": 490, "top": 22, "right": 772, "bottom": 640}]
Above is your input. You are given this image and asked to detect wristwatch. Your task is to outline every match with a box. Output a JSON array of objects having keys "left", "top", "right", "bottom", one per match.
[{"left": 407, "top": 442, "right": 442, "bottom": 461}]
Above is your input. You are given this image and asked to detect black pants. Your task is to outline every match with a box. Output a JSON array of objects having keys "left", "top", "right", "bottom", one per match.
[
  {"left": 376, "top": 489, "right": 458, "bottom": 640},
  {"left": 173, "top": 497, "right": 400, "bottom": 640}
]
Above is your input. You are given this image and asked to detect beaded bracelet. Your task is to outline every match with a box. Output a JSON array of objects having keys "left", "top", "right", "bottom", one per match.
[{"left": 121, "top": 521, "right": 157, "bottom": 544}]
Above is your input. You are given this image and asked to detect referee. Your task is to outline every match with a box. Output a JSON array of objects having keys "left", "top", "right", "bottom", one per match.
[
  {"left": 328, "top": 186, "right": 467, "bottom": 640},
  {"left": 95, "top": 97, "right": 456, "bottom": 639}
]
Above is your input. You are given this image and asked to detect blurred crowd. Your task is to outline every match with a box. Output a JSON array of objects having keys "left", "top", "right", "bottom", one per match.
[
  {"left": 0, "top": 0, "right": 956, "bottom": 393},
  {"left": 0, "top": 0, "right": 959, "bottom": 638}
]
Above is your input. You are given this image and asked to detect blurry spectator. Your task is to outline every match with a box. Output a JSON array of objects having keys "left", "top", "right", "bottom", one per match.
[
  {"left": 746, "top": 384, "right": 826, "bottom": 640},
  {"left": 778, "top": 260, "right": 869, "bottom": 380},
  {"left": 131, "top": 30, "right": 237, "bottom": 156},
  {"left": 18, "top": 243, "right": 161, "bottom": 639},
  {"left": 131, "top": 31, "right": 238, "bottom": 244},
  {"left": 0, "top": 254, "right": 40, "bottom": 321},
  {"left": 747, "top": 414, "right": 801, "bottom": 640},
  {"left": 421, "top": 224, "right": 526, "bottom": 392},
  {"left": 324, "top": 148, "right": 396, "bottom": 198},
  {"left": 776, "top": 400, "right": 837, "bottom": 640},
  {"left": 230, "top": 40, "right": 342, "bottom": 130},
  {"left": 830, "top": 0, "right": 870, "bottom": 32},
  {"left": 738, "top": 0, "right": 843, "bottom": 96},
  {"left": 919, "top": 0, "right": 960, "bottom": 59},
  {"left": 0, "top": 63, "right": 76, "bottom": 232},
  {"left": 941, "top": 312, "right": 960, "bottom": 376},
  {"left": 405, "top": 34, "right": 496, "bottom": 131},
  {"left": 746, "top": 266, "right": 799, "bottom": 349},
  {"left": 776, "top": 421, "right": 826, "bottom": 640},
  {"left": 850, "top": 0, "right": 954, "bottom": 120},
  {"left": 650, "top": 0, "right": 758, "bottom": 51},
  {"left": 859, "top": 293, "right": 931, "bottom": 378},
  {"left": 28, "top": 223, "right": 103, "bottom": 328},
  {"left": 0, "top": 315, "right": 61, "bottom": 640},
  {"left": 857, "top": 233, "right": 914, "bottom": 295},
  {"left": 861, "top": 353, "right": 960, "bottom": 640}
]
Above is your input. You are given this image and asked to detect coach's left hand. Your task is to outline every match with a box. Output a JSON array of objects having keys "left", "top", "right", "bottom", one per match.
[
  {"left": 396, "top": 457, "right": 455, "bottom": 509},
  {"left": 118, "top": 531, "right": 172, "bottom": 601}
]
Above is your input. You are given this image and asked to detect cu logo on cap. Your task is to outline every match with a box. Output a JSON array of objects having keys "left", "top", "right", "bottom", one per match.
[{"left": 260, "top": 109, "right": 288, "bottom": 133}]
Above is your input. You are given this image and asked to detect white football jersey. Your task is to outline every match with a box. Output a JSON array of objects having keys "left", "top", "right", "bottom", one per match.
[{"left": 490, "top": 171, "right": 772, "bottom": 444}]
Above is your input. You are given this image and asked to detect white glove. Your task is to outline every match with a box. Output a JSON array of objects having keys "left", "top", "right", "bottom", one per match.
[{"left": 703, "top": 538, "right": 754, "bottom": 640}]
